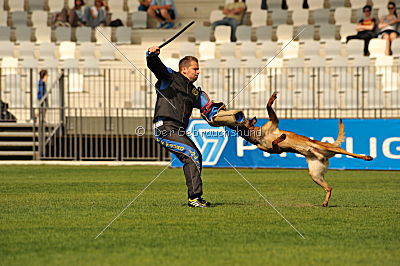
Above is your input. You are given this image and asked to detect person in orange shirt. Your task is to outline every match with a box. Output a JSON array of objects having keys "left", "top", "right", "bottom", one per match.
[{"left": 346, "top": 5, "right": 377, "bottom": 56}]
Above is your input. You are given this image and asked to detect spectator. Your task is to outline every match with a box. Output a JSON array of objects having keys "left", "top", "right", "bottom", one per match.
[
  {"left": 212, "top": 0, "right": 246, "bottom": 42},
  {"left": 346, "top": 5, "right": 377, "bottom": 56},
  {"left": 147, "top": 0, "right": 177, "bottom": 29},
  {"left": 261, "top": 0, "right": 308, "bottom": 10},
  {"left": 378, "top": 1, "right": 400, "bottom": 55},
  {"left": 82, "top": 0, "right": 109, "bottom": 28},
  {"left": 38, "top": 70, "right": 48, "bottom": 108},
  {"left": 68, "top": 0, "right": 86, "bottom": 27},
  {"left": 138, "top": 0, "right": 151, "bottom": 11}
]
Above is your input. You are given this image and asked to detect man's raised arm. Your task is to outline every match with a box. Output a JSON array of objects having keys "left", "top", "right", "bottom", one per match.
[{"left": 146, "top": 46, "right": 173, "bottom": 80}]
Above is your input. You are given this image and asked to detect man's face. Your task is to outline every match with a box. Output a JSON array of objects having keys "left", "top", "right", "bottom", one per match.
[{"left": 181, "top": 61, "right": 200, "bottom": 82}]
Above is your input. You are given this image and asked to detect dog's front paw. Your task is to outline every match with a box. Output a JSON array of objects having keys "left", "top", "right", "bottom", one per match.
[{"left": 321, "top": 202, "right": 328, "bottom": 207}]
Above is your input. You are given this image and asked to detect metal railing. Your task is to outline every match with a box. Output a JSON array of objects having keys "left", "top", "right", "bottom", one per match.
[{"left": 0, "top": 64, "right": 399, "bottom": 160}]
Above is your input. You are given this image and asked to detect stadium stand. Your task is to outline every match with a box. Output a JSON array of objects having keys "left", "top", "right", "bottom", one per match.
[
  {"left": 292, "top": 9, "right": 309, "bottom": 25},
  {"left": 240, "top": 41, "right": 257, "bottom": 59},
  {"left": 255, "top": 25, "right": 273, "bottom": 41},
  {"left": 250, "top": 9, "right": 267, "bottom": 27}
]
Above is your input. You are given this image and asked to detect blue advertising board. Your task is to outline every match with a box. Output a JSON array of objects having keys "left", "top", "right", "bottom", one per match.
[{"left": 171, "top": 119, "right": 400, "bottom": 170}]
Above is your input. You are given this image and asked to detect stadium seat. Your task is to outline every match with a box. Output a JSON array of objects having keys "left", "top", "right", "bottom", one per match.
[
  {"left": 214, "top": 25, "right": 231, "bottom": 43},
  {"left": 287, "top": 0, "right": 303, "bottom": 10},
  {"left": 13, "top": 26, "right": 32, "bottom": 42},
  {"left": 308, "top": 0, "right": 325, "bottom": 10},
  {"left": 0, "top": 26, "right": 11, "bottom": 41},
  {"left": 266, "top": 0, "right": 283, "bottom": 10},
  {"left": 311, "top": 9, "right": 331, "bottom": 25},
  {"left": 371, "top": 1, "right": 387, "bottom": 8},
  {"left": 7, "top": 0, "right": 25, "bottom": 11},
  {"left": 219, "top": 42, "right": 236, "bottom": 59},
  {"left": 250, "top": 9, "right": 267, "bottom": 27},
  {"left": 28, "top": 0, "right": 45, "bottom": 11},
  {"left": 0, "top": 10, "right": 7, "bottom": 26},
  {"left": 276, "top": 25, "right": 294, "bottom": 42},
  {"left": 255, "top": 26, "right": 273, "bottom": 42},
  {"left": 131, "top": 11, "right": 147, "bottom": 29},
  {"left": 99, "top": 43, "right": 116, "bottom": 60},
  {"left": 334, "top": 7, "right": 352, "bottom": 24},
  {"left": 59, "top": 41, "right": 76, "bottom": 60},
  {"left": 108, "top": 0, "right": 126, "bottom": 11},
  {"left": 268, "top": 10, "right": 288, "bottom": 25},
  {"left": 199, "top": 41, "right": 216, "bottom": 60},
  {"left": 48, "top": 0, "right": 64, "bottom": 12},
  {"left": 246, "top": 0, "right": 262, "bottom": 11},
  {"left": 324, "top": 40, "right": 342, "bottom": 57},
  {"left": 127, "top": 0, "right": 139, "bottom": 12},
  {"left": 292, "top": 9, "right": 309, "bottom": 26},
  {"left": 0, "top": 41, "right": 14, "bottom": 57},
  {"left": 54, "top": 27, "right": 72, "bottom": 42},
  {"left": 35, "top": 26, "right": 51, "bottom": 43},
  {"left": 74, "top": 27, "right": 92, "bottom": 43},
  {"left": 31, "top": 10, "right": 48, "bottom": 27},
  {"left": 239, "top": 41, "right": 257, "bottom": 59},
  {"left": 79, "top": 42, "right": 96, "bottom": 59},
  {"left": 350, "top": 0, "right": 367, "bottom": 9},
  {"left": 111, "top": 10, "right": 128, "bottom": 25},
  {"left": 18, "top": 41, "right": 35, "bottom": 59},
  {"left": 339, "top": 22, "right": 356, "bottom": 41},
  {"left": 236, "top": 25, "right": 251, "bottom": 42},
  {"left": 63, "top": 58, "right": 80, "bottom": 68},
  {"left": 39, "top": 42, "right": 56, "bottom": 58},
  {"left": 179, "top": 42, "right": 196, "bottom": 58},
  {"left": 328, "top": 0, "right": 347, "bottom": 8},
  {"left": 95, "top": 27, "right": 112, "bottom": 43},
  {"left": 346, "top": 39, "right": 365, "bottom": 56},
  {"left": 368, "top": 39, "right": 386, "bottom": 57},
  {"left": 282, "top": 40, "right": 299, "bottom": 58},
  {"left": 295, "top": 25, "right": 315, "bottom": 40},
  {"left": 318, "top": 24, "right": 338, "bottom": 40},
  {"left": 210, "top": 10, "right": 224, "bottom": 24},
  {"left": 260, "top": 41, "right": 279, "bottom": 57},
  {"left": 11, "top": 11, "right": 28, "bottom": 26},
  {"left": 391, "top": 38, "right": 400, "bottom": 55},
  {"left": 41, "top": 56, "right": 58, "bottom": 69},
  {"left": 194, "top": 26, "right": 211, "bottom": 43},
  {"left": 115, "top": 27, "right": 132, "bottom": 44},
  {"left": 303, "top": 40, "right": 321, "bottom": 57}
]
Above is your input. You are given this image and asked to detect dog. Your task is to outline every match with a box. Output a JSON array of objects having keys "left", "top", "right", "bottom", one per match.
[{"left": 230, "top": 92, "right": 373, "bottom": 207}]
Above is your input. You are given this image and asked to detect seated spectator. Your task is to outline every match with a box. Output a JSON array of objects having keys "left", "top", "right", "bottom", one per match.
[
  {"left": 346, "top": 5, "right": 377, "bottom": 56},
  {"left": 68, "top": 0, "right": 86, "bottom": 27},
  {"left": 138, "top": 0, "right": 151, "bottom": 12},
  {"left": 82, "top": 0, "right": 109, "bottom": 28},
  {"left": 147, "top": 0, "right": 177, "bottom": 29},
  {"left": 212, "top": 0, "right": 246, "bottom": 42},
  {"left": 378, "top": 1, "right": 400, "bottom": 55}
]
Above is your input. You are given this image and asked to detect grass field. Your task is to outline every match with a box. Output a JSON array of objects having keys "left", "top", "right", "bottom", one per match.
[{"left": 1, "top": 165, "right": 399, "bottom": 266}]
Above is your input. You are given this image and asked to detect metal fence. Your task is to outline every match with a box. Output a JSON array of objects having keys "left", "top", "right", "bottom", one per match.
[{"left": 0, "top": 64, "right": 399, "bottom": 160}]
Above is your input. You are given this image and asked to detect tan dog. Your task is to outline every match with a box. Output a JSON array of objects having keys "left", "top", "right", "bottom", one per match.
[{"left": 231, "top": 93, "right": 373, "bottom": 207}]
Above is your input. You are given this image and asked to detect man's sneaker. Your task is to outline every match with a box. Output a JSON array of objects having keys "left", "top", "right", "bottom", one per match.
[
  {"left": 165, "top": 22, "right": 174, "bottom": 29},
  {"left": 188, "top": 197, "right": 211, "bottom": 208},
  {"left": 158, "top": 21, "right": 168, "bottom": 28}
]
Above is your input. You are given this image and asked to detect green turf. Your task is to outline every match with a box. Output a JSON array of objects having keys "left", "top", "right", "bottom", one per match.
[{"left": 1, "top": 165, "right": 399, "bottom": 266}]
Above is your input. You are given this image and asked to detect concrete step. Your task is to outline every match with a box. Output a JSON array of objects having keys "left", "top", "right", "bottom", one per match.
[
  {"left": 0, "top": 123, "right": 34, "bottom": 128},
  {"left": 0, "top": 151, "right": 35, "bottom": 156},
  {"left": 0, "top": 141, "right": 35, "bottom": 147},
  {"left": 0, "top": 132, "right": 38, "bottom": 137}
]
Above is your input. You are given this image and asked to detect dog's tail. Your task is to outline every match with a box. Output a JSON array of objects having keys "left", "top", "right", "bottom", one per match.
[{"left": 333, "top": 119, "right": 345, "bottom": 147}]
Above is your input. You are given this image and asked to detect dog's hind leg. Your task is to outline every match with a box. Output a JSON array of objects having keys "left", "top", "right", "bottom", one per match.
[
  {"left": 270, "top": 134, "right": 286, "bottom": 153},
  {"left": 306, "top": 158, "right": 332, "bottom": 207}
]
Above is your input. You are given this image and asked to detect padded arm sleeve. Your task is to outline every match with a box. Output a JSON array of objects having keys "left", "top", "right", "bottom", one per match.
[{"left": 146, "top": 51, "right": 173, "bottom": 81}]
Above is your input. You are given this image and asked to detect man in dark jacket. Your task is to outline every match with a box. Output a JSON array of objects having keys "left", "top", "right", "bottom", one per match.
[{"left": 147, "top": 46, "right": 220, "bottom": 208}]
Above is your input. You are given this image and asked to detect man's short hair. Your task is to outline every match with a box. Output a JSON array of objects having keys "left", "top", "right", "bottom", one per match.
[{"left": 179, "top": 56, "right": 198, "bottom": 71}]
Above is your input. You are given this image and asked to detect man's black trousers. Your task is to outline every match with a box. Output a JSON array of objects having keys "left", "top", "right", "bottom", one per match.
[{"left": 154, "top": 121, "right": 203, "bottom": 199}]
